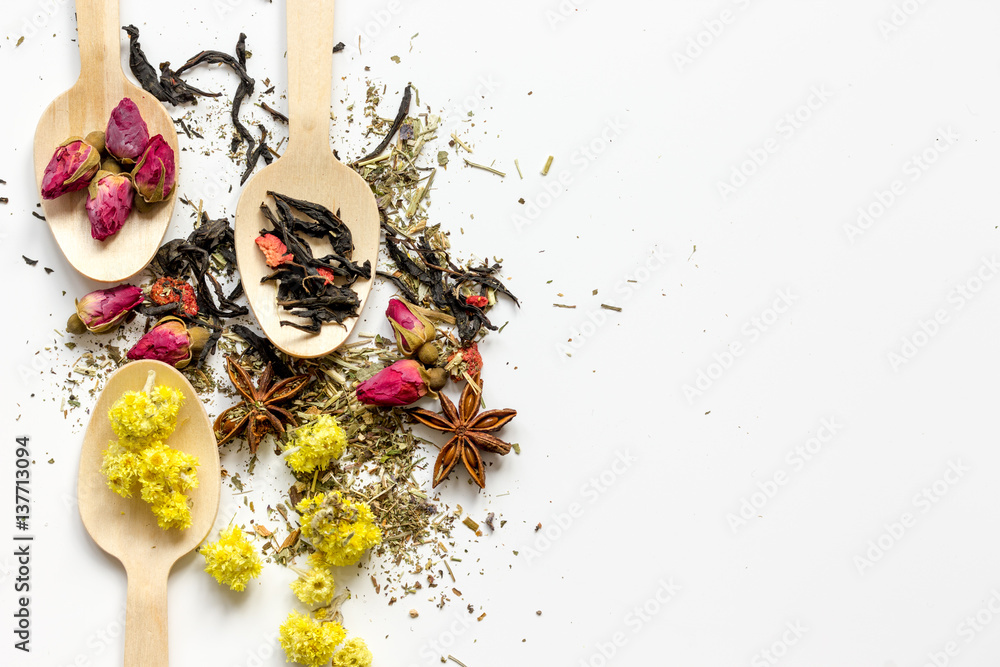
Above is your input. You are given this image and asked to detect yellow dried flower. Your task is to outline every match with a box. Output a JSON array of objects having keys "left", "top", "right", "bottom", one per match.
[
  {"left": 284, "top": 415, "right": 347, "bottom": 474},
  {"left": 331, "top": 637, "right": 373, "bottom": 667},
  {"left": 100, "top": 442, "right": 141, "bottom": 498},
  {"left": 141, "top": 487, "right": 192, "bottom": 531},
  {"left": 295, "top": 492, "right": 382, "bottom": 568},
  {"left": 138, "top": 442, "right": 199, "bottom": 491},
  {"left": 278, "top": 611, "right": 345, "bottom": 667},
  {"left": 201, "top": 525, "right": 262, "bottom": 592},
  {"left": 108, "top": 377, "right": 183, "bottom": 449},
  {"left": 290, "top": 568, "right": 336, "bottom": 607}
]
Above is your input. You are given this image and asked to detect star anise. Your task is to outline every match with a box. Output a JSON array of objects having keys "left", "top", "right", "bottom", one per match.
[
  {"left": 214, "top": 356, "right": 309, "bottom": 455},
  {"left": 407, "top": 377, "right": 516, "bottom": 488}
]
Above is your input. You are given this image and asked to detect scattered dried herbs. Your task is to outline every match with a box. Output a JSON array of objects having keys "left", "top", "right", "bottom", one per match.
[{"left": 124, "top": 27, "right": 272, "bottom": 184}]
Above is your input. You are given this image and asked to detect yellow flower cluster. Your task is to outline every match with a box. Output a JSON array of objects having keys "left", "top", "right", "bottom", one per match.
[
  {"left": 331, "top": 638, "right": 373, "bottom": 667},
  {"left": 109, "top": 382, "right": 183, "bottom": 448},
  {"left": 296, "top": 492, "right": 382, "bottom": 568},
  {"left": 278, "top": 611, "right": 346, "bottom": 667},
  {"left": 101, "top": 375, "right": 198, "bottom": 530},
  {"left": 291, "top": 568, "right": 336, "bottom": 607},
  {"left": 284, "top": 415, "right": 347, "bottom": 474},
  {"left": 201, "top": 525, "right": 262, "bottom": 592}
]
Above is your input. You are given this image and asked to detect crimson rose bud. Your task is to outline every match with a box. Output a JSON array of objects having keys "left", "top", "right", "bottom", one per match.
[
  {"left": 40, "top": 137, "right": 101, "bottom": 199},
  {"left": 131, "top": 134, "right": 176, "bottom": 203},
  {"left": 68, "top": 284, "right": 144, "bottom": 334},
  {"left": 105, "top": 98, "right": 150, "bottom": 163},
  {"left": 386, "top": 298, "right": 436, "bottom": 357},
  {"left": 356, "top": 359, "right": 434, "bottom": 406},
  {"left": 126, "top": 317, "right": 207, "bottom": 369},
  {"left": 86, "top": 171, "right": 135, "bottom": 241}
]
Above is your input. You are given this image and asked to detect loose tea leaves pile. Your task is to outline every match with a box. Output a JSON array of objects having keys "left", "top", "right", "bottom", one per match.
[
  {"left": 123, "top": 26, "right": 273, "bottom": 185},
  {"left": 257, "top": 192, "right": 372, "bottom": 334}
]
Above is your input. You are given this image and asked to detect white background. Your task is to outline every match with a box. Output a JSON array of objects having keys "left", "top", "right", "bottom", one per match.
[{"left": 3, "top": 1, "right": 1000, "bottom": 666}]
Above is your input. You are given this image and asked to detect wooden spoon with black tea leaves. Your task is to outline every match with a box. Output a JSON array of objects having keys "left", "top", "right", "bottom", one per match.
[
  {"left": 33, "top": 0, "right": 179, "bottom": 281},
  {"left": 77, "top": 361, "right": 220, "bottom": 666},
  {"left": 234, "top": 0, "right": 380, "bottom": 358}
]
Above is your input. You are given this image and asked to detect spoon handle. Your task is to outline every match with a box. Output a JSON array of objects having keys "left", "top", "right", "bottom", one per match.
[
  {"left": 285, "top": 0, "right": 337, "bottom": 159},
  {"left": 75, "top": 0, "right": 124, "bottom": 84},
  {"left": 123, "top": 565, "right": 169, "bottom": 667}
]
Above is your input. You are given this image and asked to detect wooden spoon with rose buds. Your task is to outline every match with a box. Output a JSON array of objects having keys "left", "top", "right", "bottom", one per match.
[
  {"left": 77, "top": 361, "right": 219, "bottom": 667},
  {"left": 33, "top": 0, "right": 179, "bottom": 282},
  {"left": 233, "top": 0, "right": 380, "bottom": 358}
]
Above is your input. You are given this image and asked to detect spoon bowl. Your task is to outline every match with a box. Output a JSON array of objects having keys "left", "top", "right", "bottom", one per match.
[
  {"left": 33, "top": 0, "right": 178, "bottom": 282},
  {"left": 234, "top": 0, "right": 380, "bottom": 358},
  {"left": 78, "top": 360, "right": 219, "bottom": 666}
]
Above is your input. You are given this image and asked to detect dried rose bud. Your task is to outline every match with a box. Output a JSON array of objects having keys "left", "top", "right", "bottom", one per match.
[
  {"left": 254, "top": 233, "right": 293, "bottom": 267},
  {"left": 447, "top": 342, "right": 483, "bottom": 381},
  {"left": 105, "top": 98, "right": 149, "bottom": 163},
  {"left": 131, "top": 134, "right": 176, "bottom": 203},
  {"left": 386, "top": 298, "right": 436, "bottom": 357},
  {"left": 67, "top": 284, "right": 144, "bottom": 334},
  {"left": 40, "top": 137, "right": 101, "bottom": 199},
  {"left": 465, "top": 295, "right": 489, "bottom": 308},
  {"left": 149, "top": 276, "right": 199, "bottom": 318},
  {"left": 356, "top": 359, "right": 434, "bottom": 406},
  {"left": 86, "top": 171, "right": 135, "bottom": 241},
  {"left": 126, "top": 317, "right": 208, "bottom": 369}
]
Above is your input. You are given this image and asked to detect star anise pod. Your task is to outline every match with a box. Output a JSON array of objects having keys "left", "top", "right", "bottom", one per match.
[
  {"left": 214, "top": 356, "right": 309, "bottom": 455},
  {"left": 407, "top": 377, "right": 516, "bottom": 488}
]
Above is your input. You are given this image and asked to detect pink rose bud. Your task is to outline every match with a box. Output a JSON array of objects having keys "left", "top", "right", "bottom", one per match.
[
  {"left": 105, "top": 98, "right": 150, "bottom": 163},
  {"left": 126, "top": 317, "right": 208, "bottom": 369},
  {"left": 131, "top": 134, "right": 176, "bottom": 203},
  {"left": 40, "top": 137, "right": 101, "bottom": 199},
  {"left": 70, "top": 284, "right": 144, "bottom": 334},
  {"left": 86, "top": 171, "right": 135, "bottom": 241},
  {"left": 356, "top": 359, "right": 434, "bottom": 406},
  {"left": 386, "top": 298, "right": 436, "bottom": 357}
]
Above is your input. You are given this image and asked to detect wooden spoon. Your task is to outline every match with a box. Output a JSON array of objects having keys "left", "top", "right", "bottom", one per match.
[
  {"left": 33, "top": 0, "right": 179, "bottom": 282},
  {"left": 78, "top": 360, "right": 220, "bottom": 667},
  {"left": 234, "top": 0, "right": 380, "bottom": 358}
]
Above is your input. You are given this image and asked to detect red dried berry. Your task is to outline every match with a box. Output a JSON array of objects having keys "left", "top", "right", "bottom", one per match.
[
  {"left": 254, "top": 233, "right": 293, "bottom": 268},
  {"left": 447, "top": 342, "right": 483, "bottom": 381},
  {"left": 465, "top": 295, "right": 489, "bottom": 308},
  {"left": 316, "top": 267, "right": 336, "bottom": 285},
  {"left": 149, "top": 276, "right": 199, "bottom": 317}
]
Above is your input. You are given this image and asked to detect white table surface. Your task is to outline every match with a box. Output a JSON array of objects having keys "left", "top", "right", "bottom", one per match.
[{"left": 3, "top": 1, "right": 1000, "bottom": 665}]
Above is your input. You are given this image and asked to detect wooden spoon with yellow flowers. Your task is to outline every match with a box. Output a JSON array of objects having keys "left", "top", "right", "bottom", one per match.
[{"left": 407, "top": 375, "right": 517, "bottom": 488}]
